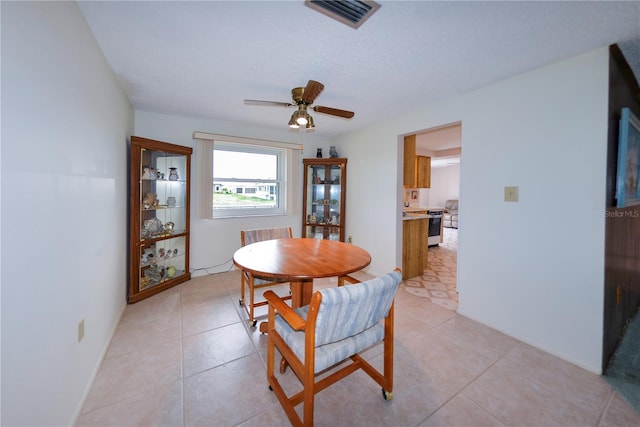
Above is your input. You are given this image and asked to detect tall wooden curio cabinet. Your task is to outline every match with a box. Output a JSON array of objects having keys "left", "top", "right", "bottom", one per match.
[
  {"left": 128, "top": 136, "right": 192, "bottom": 303},
  {"left": 302, "top": 158, "right": 347, "bottom": 241}
]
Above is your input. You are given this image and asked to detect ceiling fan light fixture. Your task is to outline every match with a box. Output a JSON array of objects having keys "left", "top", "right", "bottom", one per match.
[
  {"left": 288, "top": 113, "right": 300, "bottom": 128},
  {"left": 306, "top": 114, "right": 315, "bottom": 129},
  {"left": 293, "top": 106, "right": 309, "bottom": 125},
  {"left": 296, "top": 113, "right": 308, "bottom": 126}
]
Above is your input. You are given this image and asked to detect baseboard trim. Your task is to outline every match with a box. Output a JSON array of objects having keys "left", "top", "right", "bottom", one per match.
[{"left": 70, "top": 301, "right": 127, "bottom": 425}]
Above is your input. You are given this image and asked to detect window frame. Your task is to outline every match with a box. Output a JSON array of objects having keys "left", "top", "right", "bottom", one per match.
[
  {"left": 193, "top": 132, "right": 302, "bottom": 220},
  {"left": 212, "top": 141, "right": 286, "bottom": 218}
]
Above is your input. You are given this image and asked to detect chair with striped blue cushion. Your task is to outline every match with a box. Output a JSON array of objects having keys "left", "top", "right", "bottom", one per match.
[{"left": 263, "top": 268, "right": 402, "bottom": 427}]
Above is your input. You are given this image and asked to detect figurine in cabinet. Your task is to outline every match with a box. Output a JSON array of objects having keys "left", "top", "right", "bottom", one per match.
[
  {"left": 168, "top": 167, "right": 179, "bottom": 180},
  {"left": 142, "top": 167, "right": 152, "bottom": 179},
  {"left": 167, "top": 266, "right": 177, "bottom": 277},
  {"left": 142, "top": 166, "right": 157, "bottom": 180},
  {"left": 143, "top": 192, "right": 159, "bottom": 209}
]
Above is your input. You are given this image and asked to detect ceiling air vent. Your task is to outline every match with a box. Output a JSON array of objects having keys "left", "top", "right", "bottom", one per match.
[{"left": 305, "top": 0, "right": 381, "bottom": 29}]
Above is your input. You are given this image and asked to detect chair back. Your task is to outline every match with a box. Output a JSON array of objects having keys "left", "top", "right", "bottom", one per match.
[
  {"left": 241, "top": 227, "right": 292, "bottom": 247},
  {"left": 313, "top": 270, "right": 401, "bottom": 346}
]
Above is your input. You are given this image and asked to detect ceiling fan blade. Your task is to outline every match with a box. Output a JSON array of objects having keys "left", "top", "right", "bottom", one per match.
[
  {"left": 301, "top": 80, "right": 324, "bottom": 104},
  {"left": 313, "top": 105, "right": 355, "bottom": 119},
  {"left": 244, "top": 100, "right": 293, "bottom": 107}
]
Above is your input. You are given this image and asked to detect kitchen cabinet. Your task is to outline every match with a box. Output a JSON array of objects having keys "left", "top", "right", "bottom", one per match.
[
  {"left": 403, "top": 135, "right": 431, "bottom": 188},
  {"left": 416, "top": 155, "right": 431, "bottom": 188},
  {"left": 403, "top": 135, "right": 417, "bottom": 186},
  {"left": 302, "top": 158, "right": 347, "bottom": 241},
  {"left": 402, "top": 216, "right": 428, "bottom": 279},
  {"left": 128, "top": 136, "right": 192, "bottom": 303}
]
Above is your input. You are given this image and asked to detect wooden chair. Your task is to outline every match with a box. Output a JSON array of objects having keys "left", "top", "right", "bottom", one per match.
[
  {"left": 239, "top": 227, "right": 293, "bottom": 327},
  {"left": 263, "top": 269, "right": 402, "bottom": 427}
]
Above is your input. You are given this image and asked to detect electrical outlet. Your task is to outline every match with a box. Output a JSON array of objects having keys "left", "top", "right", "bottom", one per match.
[
  {"left": 78, "top": 318, "right": 85, "bottom": 342},
  {"left": 504, "top": 186, "right": 519, "bottom": 202},
  {"left": 347, "top": 235, "right": 353, "bottom": 244}
]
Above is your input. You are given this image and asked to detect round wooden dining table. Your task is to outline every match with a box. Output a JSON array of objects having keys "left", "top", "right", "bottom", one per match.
[{"left": 233, "top": 237, "right": 372, "bottom": 308}]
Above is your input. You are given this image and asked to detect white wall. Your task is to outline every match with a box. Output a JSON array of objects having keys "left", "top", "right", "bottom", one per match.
[
  {"left": 335, "top": 48, "right": 609, "bottom": 373},
  {"left": 403, "top": 165, "right": 461, "bottom": 209},
  {"left": 458, "top": 49, "right": 608, "bottom": 373},
  {"left": 429, "top": 165, "right": 460, "bottom": 208},
  {"left": 1, "top": 2, "right": 134, "bottom": 425},
  {"left": 331, "top": 124, "right": 405, "bottom": 274},
  {"left": 134, "top": 111, "right": 332, "bottom": 275}
]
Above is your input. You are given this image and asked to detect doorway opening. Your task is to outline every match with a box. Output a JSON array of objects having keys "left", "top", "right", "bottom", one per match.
[{"left": 401, "top": 122, "right": 461, "bottom": 311}]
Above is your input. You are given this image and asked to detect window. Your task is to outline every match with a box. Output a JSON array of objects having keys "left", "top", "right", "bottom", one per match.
[
  {"left": 213, "top": 142, "right": 284, "bottom": 217},
  {"left": 193, "top": 132, "right": 302, "bottom": 219}
]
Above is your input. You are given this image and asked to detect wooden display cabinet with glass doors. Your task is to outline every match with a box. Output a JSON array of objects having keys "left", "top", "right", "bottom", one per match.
[
  {"left": 128, "top": 136, "right": 192, "bottom": 303},
  {"left": 302, "top": 158, "right": 347, "bottom": 241}
]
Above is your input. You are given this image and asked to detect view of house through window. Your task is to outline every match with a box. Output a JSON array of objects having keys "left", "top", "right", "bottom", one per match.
[{"left": 213, "top": 142, "right": 285, "bottom": 217}]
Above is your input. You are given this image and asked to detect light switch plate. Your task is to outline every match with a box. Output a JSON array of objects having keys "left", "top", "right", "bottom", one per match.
[
  {"left": 504, "top": 186, "right": 519, "bottom": 202},
  {"left": 78, "top": 318, "right": 85, "bottom": 342}
]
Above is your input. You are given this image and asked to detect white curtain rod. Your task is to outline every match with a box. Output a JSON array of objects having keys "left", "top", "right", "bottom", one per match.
[{"left": 192, "top": 131, "right": 303, "bottom": 150}]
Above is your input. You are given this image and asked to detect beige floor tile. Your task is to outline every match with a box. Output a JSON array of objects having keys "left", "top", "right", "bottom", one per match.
[
  {"left": 430, "top": 298, "right": 458, "bottom": 311},
  {"left": 77, "top": 265, "right": 640, "bottom": 426},
  {"left": 418, "top": 394, "right": 506, "bottom": 427},
  {"left": 107, "top": 291, "right": 182, "bottom": 359},
  {"left": 294, "top": 369, "right": 393, "bottom": 427},
  {"left": 432, "top": 316, "right": 519, "bottom": 361},
  {"left": 179, "top": 273, "right": 228, "bottom": 295},
  {"left": 181, "top": 297, "right": 242, "bottom": 337},
  {"left": 183, "top": 353, "right": 279, "bottom": 426},
  {"left": 182, "top": 321, "right": 257, "bottom": 377},
  {"left": 76, "top": 380, "right": 182, "bottom": 426},
  {"left": 367, "top": 347, "right": 459, "bottom": 426},
  {"left": 600, "top": 391, "right": 640, "bottom": 426},
  {"left": 402, "top": 329, "right": 499, "bottom": 392},
  {"left": 496, "top": 343, "right": 612, "bottom": 419},
  {"left": 81, "top": 338, "right": 182, "bottom": 413},
  {"left": 462, "top": 362, "right": 600, "bottom": 426},
  {"left": 235, "top": 403, "right": 293, "bottom": 426}
]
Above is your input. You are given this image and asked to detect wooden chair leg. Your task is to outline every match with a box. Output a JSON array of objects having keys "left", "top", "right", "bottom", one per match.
[
  {"left": 338, "top": 275, "right": 361, "bottom": 286},
  {"left": 279, "top": 358, "right": 289, "bottom": 374},
  {"left": 248, "top": 276, "right": 256, "bottom": 326},
  {"left": 383, "top": 304, "right": 394, "bottom": 396},
  {"left": 266, "top": 305, "right": 275, "bottom": 380},
  {"left": 303, "top": 356, "right": 315, "bottom": 426},
  {"left": 240, "top": 273, "right": 246, "bottom": 305}
]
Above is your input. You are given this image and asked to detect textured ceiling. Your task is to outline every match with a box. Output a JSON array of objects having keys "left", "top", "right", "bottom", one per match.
[{"left": 77, "top": 1, "right": 640, "bottom": 137}]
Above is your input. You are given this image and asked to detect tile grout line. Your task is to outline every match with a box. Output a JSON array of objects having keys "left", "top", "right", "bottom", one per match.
[
  {"left": 450, "top": 343, "right": 521, "bottom": 427},
  {"left": 595, "top": 388, "right": 616, "bottom": 427},
  {"left": 179, "top": 285, "right": 186, "bottom": 427}
]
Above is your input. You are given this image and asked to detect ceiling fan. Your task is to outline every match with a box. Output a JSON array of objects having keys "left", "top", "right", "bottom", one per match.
[{"left": 244, "top": 80, "right": 354, "bottom": 130}]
